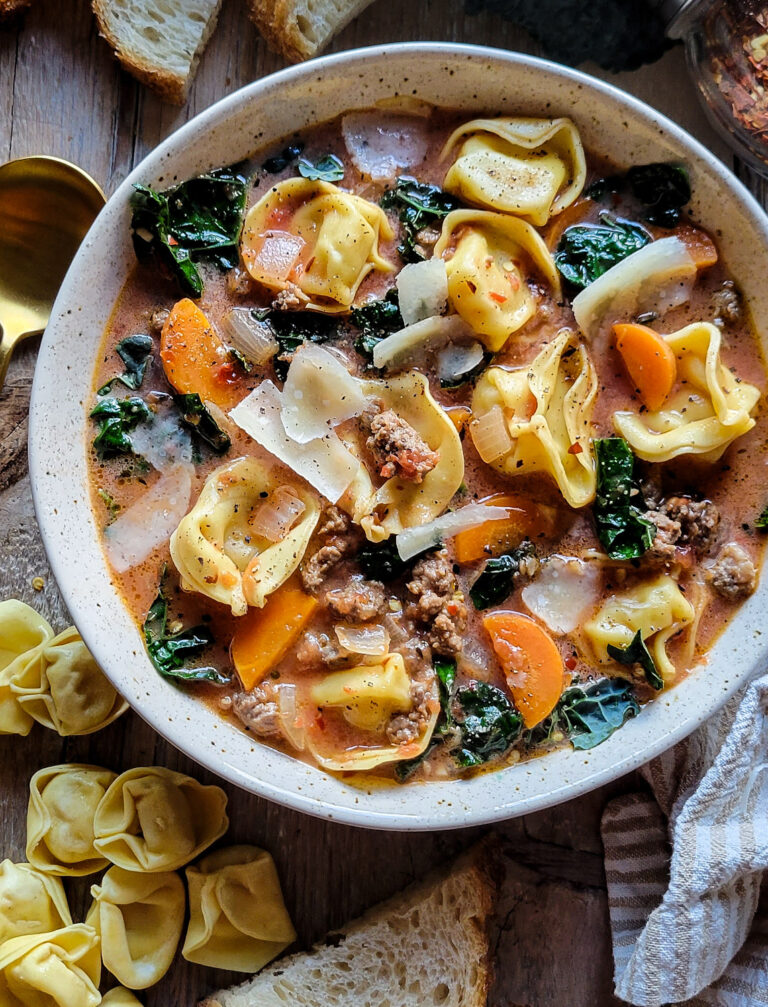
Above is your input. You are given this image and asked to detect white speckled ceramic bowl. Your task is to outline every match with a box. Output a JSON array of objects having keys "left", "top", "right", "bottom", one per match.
[{"left": 29, "top": 44, "right": 768, "bottom": 829}]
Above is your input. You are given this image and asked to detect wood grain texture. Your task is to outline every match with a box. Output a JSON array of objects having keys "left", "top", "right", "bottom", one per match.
[{"left": 0, "top": 2, "right": 749, "bottom": 1004}]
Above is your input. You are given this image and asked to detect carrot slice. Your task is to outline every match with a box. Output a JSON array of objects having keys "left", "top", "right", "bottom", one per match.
[
  {"left": 613, "top": 322, "right": 677, "bottom": 412},
  {"left": 482, "top": 611, "right": 566, "bottom": 728},
  {"left": 674, "top": 224, "right": 718, "bottom": 269},
  {"left": 454, "top": 493, "right": 559, "bottom": 564},
  {"left": 160, "top": 298, "right": 244, "bottom": 411},
  {"left": 231, "top": 581, "right": 318, "bottom": 692},
  {"left": 445, "top": 405, "right": 472, "bottom": 433}
]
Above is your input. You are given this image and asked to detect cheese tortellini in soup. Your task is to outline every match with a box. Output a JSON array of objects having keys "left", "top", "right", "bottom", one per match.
[
  {"left": 0, "top": 924, "right": 101, "bottom": 1007},
  {"left": 614, "top": 321, "right": 761, "bottom": 463},
  {"left": 241, "top": 177, "right": 393, "bottom": 311},
  {"left": 86, "top": 867, "right": 184, "bottom": 989},
  {"left": 305, "top": 655, "right": 440, "bottom": 771},
  {"left": 434, "top": 209, "right": 561, "bottom": 351},
  {"left": 0, "top": 861, "right": 72, "bottom": 944},
  {"left": 11, "top": 627, "right": 127, "bottom": 737},
  {"left": 471, "top": 329, "right": 598, "bottom": 508},
  {"left": 26, "top": 764, "right": 117, "bottom": 876},
  {"left": 584, "top": 574, "right": 695, "bottom": 684},
  {"left": 344, "top": 371, "right": 464, "bottom": 541},
  {"left": 441, "top": 117, "right": 586, "bottom": 226},
  {"left": 183, "top": 845, "right": 296, "bottom": 972},
  {"left": 101, "top": 989, "right": 143, "bottom": 1006},
  {"left": 171, "top": 457, "right": 320, "bottom": 616},
  {"left": 0, "top": 599, "right": 54, "bottom": 737},
  {"left": 93, "top": 766, "right": 229, "bottom": 872}
]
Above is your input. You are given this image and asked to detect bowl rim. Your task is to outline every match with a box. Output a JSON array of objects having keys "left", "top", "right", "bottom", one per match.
[{"left": 29, "top": 41, "right": 768, "bottom": 830}]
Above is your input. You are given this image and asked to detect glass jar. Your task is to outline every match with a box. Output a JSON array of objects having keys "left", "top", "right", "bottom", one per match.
[{"left": 655, "top": 0, "right": 768, "bottom": 175}]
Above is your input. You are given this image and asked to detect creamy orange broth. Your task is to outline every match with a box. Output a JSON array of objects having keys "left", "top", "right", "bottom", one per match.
[{"left": 89, "top": 108, "right": 766, "bottom": 782}]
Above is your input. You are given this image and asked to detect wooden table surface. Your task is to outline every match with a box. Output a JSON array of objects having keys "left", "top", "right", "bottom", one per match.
[{"left": 0, "top": 3, "right": 761, "bottom": 1005}]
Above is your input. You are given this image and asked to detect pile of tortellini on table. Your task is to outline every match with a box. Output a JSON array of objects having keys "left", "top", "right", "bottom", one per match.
[{"left": 0, "top": 600, "right": 296, "bottom": 1004}]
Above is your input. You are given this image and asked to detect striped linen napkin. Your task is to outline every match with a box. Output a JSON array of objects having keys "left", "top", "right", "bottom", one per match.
[{"left": 601, "top": 672, "right": 768, "bottom": 1006}]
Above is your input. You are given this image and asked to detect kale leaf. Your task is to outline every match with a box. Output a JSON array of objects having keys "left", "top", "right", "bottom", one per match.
[
  {"left": 464, "top": 1, "right": 670, "bottom": 73},
  {"left": 264, "top": 311, "right": 340, "bottom": 381},
  {"left": 356, "top": 537, "right": 438, "bottom": 582},
  {"left": 756, "top": 504, "right": 768, "bottom": 530},
  {"left": 453, "top": 681, "right": 522, "bottom": 766},
  {"left": 97, "top": 334, "right": 154, "bottom": 395},
  {"left": 593, "top": 438, "right": 656, "bottom": 560},
  {"left": 262, "top": 142, "right": 304, "bottom": 174},
  {"left": 90, "top": 396, "right": 152, "bottom": 458},
  {"left": 143, "top": 581, "right": 228, "bottom": 685},
  {"left": 469, "top": 540, "right": 536, "bottom": 610},
  {"left": 587, "top": 163, "right": 691, "bottom": 228},
  {"left": 526, "top": 678, "right": 640, "bottom": 751},
  {"left": 554, "top": 213, "right": 650, "bottom": 289},
  {"left": 608, "top": 629, "right": 664, "bottom": 691},
  {"left": 298, "top": 153, "right": 345, "bottom": 182},
  {"left": 130, "top": 164, "right": 249, "bottom": 298},
  {"left": 172, "top": 393, "right": 231, "bottom": 454},
  {"left": 350, "top": 290, "right": 403, "bottom": 360},
  {"left": 380, "top": 177, "right": 462, "bottom": 262}
]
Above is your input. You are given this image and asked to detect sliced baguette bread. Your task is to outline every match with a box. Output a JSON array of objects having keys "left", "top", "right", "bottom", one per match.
[
  {"left": 199, "top": 839, "right": 501, "bottom": 1007},
  {"left": 92, "top": 0, "right": 224, "bottom": 104},
  {"left": 249, "top": 0, "right": 377, "bottom": 63}
]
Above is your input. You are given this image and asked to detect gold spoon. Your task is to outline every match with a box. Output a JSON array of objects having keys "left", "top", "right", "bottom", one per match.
[{"left": 0, "top": 155, "right": 106, "bottom": 393}]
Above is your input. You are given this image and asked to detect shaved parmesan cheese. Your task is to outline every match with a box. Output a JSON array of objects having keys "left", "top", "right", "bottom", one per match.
[
  {"left": 342, "top": 112, "right": 429, "bottom": 182},
  {"left": 129, "top": 405, "right": 193, "bottom": 473},
  {"left": 396, "top": 258, "right": 448, "bottom": 326},
  {"left": 282, "top": 344, "right": 367, "bottom": 443},
  {"left": 396, "top": 503, "right": 509, "bottom": 561},
  {"left": 521, "top": 556, "right": 602, "bottom": 634},
  {"left": 229, "top": 380, "right": 361, "bottom": 503},
  {"left": 373, "top": 314, "right": 472, "bottom": 370},
  {"left": 573, "top": 236, "right": 696, "bottom": 339},
  {"left": 105, "top": 463, "right": 193, "bottom": 573}
]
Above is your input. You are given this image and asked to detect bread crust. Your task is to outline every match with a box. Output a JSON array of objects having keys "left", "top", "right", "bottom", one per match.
[
  {"left": 248, "top": 0, "right": 376, "bottom": 63},
  {"left": 91, "top": 0, "right": 223, "bottom": 104}
]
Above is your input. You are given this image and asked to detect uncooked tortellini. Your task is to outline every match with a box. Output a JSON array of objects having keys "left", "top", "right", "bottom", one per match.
[
  {"left": 26, "top": 764, "right": 117, "bottom": 876},
  {"left": 343, "top": 371, "right": 464, "bottom": 541},
  {"left": 0, "top": 599, "right": 54, "bottom": 736},
  {"left": 441, "top": 117, "right": 586, "bottom": 226},
  {"left": 171, "top": 457, "right": 320, "bottom": 616},
  {"left": 305, "top": 656, "right": 440, "bottom": 771},
  {"left": 0, "top": 924, "right": 101, "bottom": 1007},
  {"left": 0, "top": 860, "right": 72, "bottom": 944},
  {"left": 241, "top": 177, "right": 393, "bottom": 311},
  {"left": 434, "top": 209, "right": 561, "bottom": 351},
  {"left": 87, "top": 866, "right": 184, "bottom": 989},
  {"left": 614, "top": 321, "right": 761, "bottom": 463},
  {"left": 93, "top": 766, "right": 229, "bottom": 872},
  {"left": 11, "top": 626, "right": 127, "bottom": 737},
  {"left": 471, "top": 329, "right": 598, "bottom": 508},
  {"left": 183, "top": 845, "right": 296, "bottom": 972},
  {"left": 584, "top": 574, "right": 695, "bottom": 684},
  {"left": 101, "top": 990, "right": 143, "bottom": 1006}
]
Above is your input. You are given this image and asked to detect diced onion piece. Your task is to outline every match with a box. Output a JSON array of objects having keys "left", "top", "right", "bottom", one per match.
[
  {"left": 521, "top": 556, "right": 602, "bottom": 634},
  {"left": 372, "top": 314, "right": 471, "bottom": 369},
  {"left": 222, "top": 308, "right": 279, "bottom": 365},
  {"left": 341, "top": 112, "right": 429, "bottom": 181},
  {"left": 335, "top": 623, "right": 391, "bottom": 657},
  {"left": 105, "top": 463, "right": 193, "bottom": 573},
  {"left": 396, "top": 259, "right": 448, "bottom": 326},
  {"left": 229, "top": 380, "right": 361, "bottom": 503},
  {"left": 572, "top": 236, "right": 696, "bottom": 339},
  {"left": 437, "top": 340, "right": 485, "bottom": 385},
  {"left": 249, "top": 230, "right": 305, "bottom": 283},
  {"left": 470, "top": 405, "right": 512, "bottom": 462},
  {"left": 282, "top": 344, "right": 367, "bottom": 443},
  {"left": 250, "top": 486, "right": 306, "bottom": 542},
  {"left": 276, "top": 684, "right": 305, "bottom": 751},
  {"left": 395, "top": 503, "right": 510, "bottom": 561}
]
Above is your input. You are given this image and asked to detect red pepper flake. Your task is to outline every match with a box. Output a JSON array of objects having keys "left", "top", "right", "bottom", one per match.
[
  {"left": 215, "top": 362, "right": 240, "bottom": 385},
  {"left": 168, "top": 235, "right": 178, "bottom": 246},
  {"left": 466, "top": 280, "right": 477, "bottom": 294},
  {"left": 565, "top": 656, "right": 577, "bottom": 671},
  {"left": 489, "top": 291, "right": 507, "bottom": 304},
  {"left": 567, "top": 442, "right": 583, "bottom": 455}
]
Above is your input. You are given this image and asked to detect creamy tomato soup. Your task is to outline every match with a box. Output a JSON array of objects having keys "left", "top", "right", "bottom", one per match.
[{"left": 88, "top": 106, "right": 766, "bottom": 782}]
